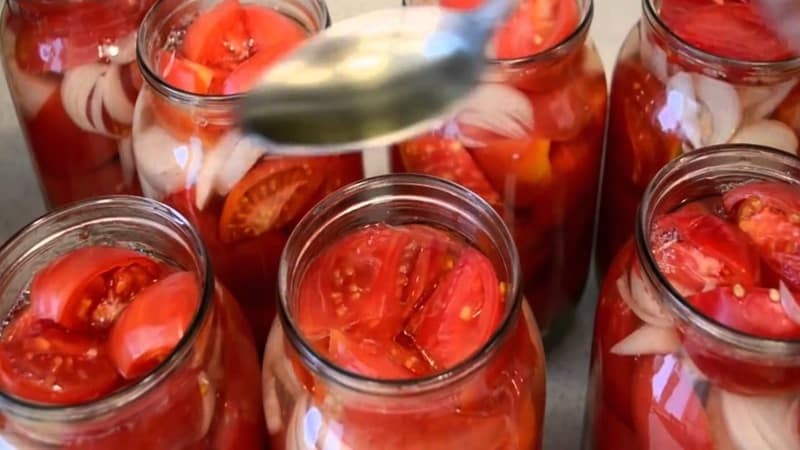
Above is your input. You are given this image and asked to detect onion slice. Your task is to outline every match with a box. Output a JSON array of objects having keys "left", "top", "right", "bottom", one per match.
[
  {"left": 118, "top": 137, "right": 135, "bottom": 185},
  {"left": 693, "top": 74, "right": 741, "bottom": 146},
  {"left": 639, "top": 30, "right": 668, "bottom": 83},
  {"left": 666, "top": 72, "right": 703, "bottom": 149},
  {"left": 195, "top": 371, "right": 216, "bottom": 440},
  {"left": 780, "top": 281, "right": 800, "bottom": 326},
  {"left": 740, "top": 79, "right": 798, "bottom": 123},
  {"left": 451, "top": 83, "right": 533, "bottom": 148},
  {"left": 61, "top": 63, "right": 108, "bottom": 134},
  {"left": 133, "top": 125, "right": 203, "bottom": 200},
  {"left": 617, "top": 264, "right": 674, "bottom": 327},
  {"left": 215, "top": 135, "right": 265, "bottom": 196},
  {"left": 264, "top": 375, "right": 283, "bottom": 434},
  {"left": 100, "top": 64, "right": 135, "bottom": 125},
  {"left": 730, "top": 119, "right": 799, "bottom": 155},
  {"left": 611, "top": 324, "right": 680, "bottom": 356},
  {"left": 194, "top": 133, "right": 237, "bottom": 210},
  {"left": 718, "top": 390, "right": 800, "bottom": 450}
]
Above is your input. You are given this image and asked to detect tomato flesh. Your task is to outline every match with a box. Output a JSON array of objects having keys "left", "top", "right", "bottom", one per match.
[{"left": 689, "top": 286, "right": 800, "bottom": 339}]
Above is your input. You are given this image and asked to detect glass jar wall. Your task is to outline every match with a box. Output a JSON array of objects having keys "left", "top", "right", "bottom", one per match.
[
  {"left": 0, "top": 196, "right": 263, "bottom": 449},
  {"left": 596, "top": 0, "right": 800, "bottom": 275},
  {"left": 133, "top": 0, "right": 364, "bottom": 349},
  {"left": 0, "top": 0, "right": 153, "bottom": 207},
  {"left": 391, "top": 0, "right": 607, "bottom": 345},
  {"left": 263, "top": 175, "right": 546, "bottom": 450},
  {"left": 585, "top": 146, "right": 800, "bottom": 450}
]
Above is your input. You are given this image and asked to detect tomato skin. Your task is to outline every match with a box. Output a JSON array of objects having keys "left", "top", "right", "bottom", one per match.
[
  {"left": 29, "top": 246, "right": 160, "bottom": 331},
  {"left": 182, "top": 0, "right": 251, "bottom": 71},
  {"left": 109, "top": 271, "right": 200, "bottom": 379},
  {"left": 470, "top": 138, "right": 552, "bottom": 206},
  {"left": 631, "top": 355, "right": 714, "bottom": 450},
  {"left": 0, "top": 324, "right": 120, "bottom": 404},
  {"left": 688, "top": 287, "right": 800, "bottom": 339},
  {"left": 493, "top": 0, "right": 580, "bottom": 59}
]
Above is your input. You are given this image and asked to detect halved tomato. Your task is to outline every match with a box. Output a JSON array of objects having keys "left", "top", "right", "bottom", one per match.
[
  {"left": 650, "top": 207, "right": 761, "bottom": 295},
  {"left": 631, "top": 354, "right": 714, "bottom": 450},
  {"left": 182, "top": 0, "right": 251, "bottom": 71},
  {"left": 109, "top": 271, "right": 200, "bottom": 379},
  {"left": 0, "top": 324, "right": 120, "bottom": 404},
  {"left": 218, "top": 157, "right": 325, "bottom": 243},
  {"left": 29, "top": 246, "right": 161, "bottom": 331},
  {"left": 326, "top": 329, "right": 429, "bottom": 379},
  {"left": 396, "top": 134, "right": 503, "bottom": 211},
  {"left": 406, "top": 248, "right": 504, "bottom": 369},
  {"left": 470, "top": 137, "right": 552, "bottom": 206},
  {"left": 723, "top": 181, "right": 800, "bottom": 290}
]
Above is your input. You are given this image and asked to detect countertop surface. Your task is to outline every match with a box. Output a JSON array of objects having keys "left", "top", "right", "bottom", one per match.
[{"left": 0, "top": 1, "right": 640, "bottom": 448}]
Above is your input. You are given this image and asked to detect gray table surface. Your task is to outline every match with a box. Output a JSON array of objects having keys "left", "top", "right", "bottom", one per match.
[{"left": 0, "top": 1, "right": 639, "bottom": 448}]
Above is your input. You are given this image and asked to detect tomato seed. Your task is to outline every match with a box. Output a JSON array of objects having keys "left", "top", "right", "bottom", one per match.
[
  {"left": 459, "top": 306, "right": 473, "bottom": 321},
  {"left": 769, "top": 289, "right": 781, "bottom": 302},
  {"left": 733, "top": 284, "right": 746, "bottom": 298}
]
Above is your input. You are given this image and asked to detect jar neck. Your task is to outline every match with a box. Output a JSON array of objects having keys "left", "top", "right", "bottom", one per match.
[
  {"left": 278, "top": 174, "right": 522, "bottom": 395},
  {"left": 634, "top": 145, "right": 800, "bottom": 358},
  {"left": 136, "top": 0, "right": 331, "bottom": 108},
  {"left": 0, "top": 196, "right": 213, "bottom": 424},
  {"left": 640, "top": 0, "right": 800, "bottom": 82}
]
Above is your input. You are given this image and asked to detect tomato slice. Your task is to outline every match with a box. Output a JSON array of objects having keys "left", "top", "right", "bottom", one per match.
[
  {"left": 631, "top": 355, "right": 714, "bottom": 450},
  {"left": 222, "top": 48, "right": 283, "bottom": 95},
  {"left": 493, "top": 0, "right": 580, "bottom": 59},
  {"left": 688, "top": 286, "right": 800, "bottom": 339},
  {"left": 326, "top": 329, "right": 429, "bottom": 379},
  {"left": 158, "top": 50, "right": 219, "bottom": 94},
  {"left": 660, "top": 0, "right": 793, "bottom": 62},
  {"left": 650, "top": 207, "right": 760, "bottom": 295},
  {"left": 109, "top": 271, "right": 200, "bottom": 379},
  {"left": 182, "top": 0, "right": 251, "bottom": 71},
  {"left": 406, "top": 248, "right": 503, "bottom": 369},
  {"left": 723, "top": 181, "right": 800, "bottom": 290},
  {"left": 218, "top": 157, "right": 325, "bottom": 243},
  {"left": 0, "top": 323, "right": 120, "bottom": 404},
  {"left": 29, "top": 246, "right": 160, "bottom": 331},
  {"left": 470, "top": 137, "right": 552, "bottom": 206},
  {"left": 397, "top": 134, "right": 503, "bottom": 211}
]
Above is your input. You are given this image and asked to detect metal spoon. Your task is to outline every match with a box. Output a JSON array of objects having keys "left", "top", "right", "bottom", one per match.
[{"left": 238, "top": 0, "right": 516, "bottom": 154}]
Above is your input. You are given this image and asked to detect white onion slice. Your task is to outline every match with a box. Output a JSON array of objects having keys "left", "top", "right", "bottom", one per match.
[
  {"left": 195, "top": 371, "right": 216, "bottom": 440},
  {"left": 730, "top": 119, "right": 799, "bottom": 155},
  {"left": 133, "top": 125, "right": 203, "bottom": 200},
  {"left": 718, "top": 390, "right": 800, "bottom": 450},
  {"left": 666, "top": 72, "right": 703, "bottom": 149},
  {"left": 88, "top": 76, "right": 109, "bottom": 136},
  {"left": 780, "top": 281, "right": 800, "bottom": 326},
  {"left": 214, "top": 135, "right": 265, "bottom": 196},
  {"left": 61, "top": 63, "right": 107, "bottom": 134},
  {"left": 105, "top": 32, "right": 137, "bottom": 65},
  {"left": 194, "top": 132, "right": 238, "bottom": 210},
  {"left": 639, "top": 31, "right": 668, "bottom": 83},
  {"left": 610, "top": 324, "right": 680, "bottom": 356},
  {"left": 264, "top": 376, "right": 283, "bottom": 434},
  {"left": 451, "top": 83, "right": 533, "bottom": 148},
  {"left": 620, "top": 264, "right": 674, "bottom": 327},
  {"left": 740, "top": 79, "right": 798, "bottom": 123},
  {"left": 118, "top": 137, "right": 135, "bottom": 185},
  {"left": 693, "top": 74, "right": 742, "bottom": 146},
  {"left": 100, "top": 64, "right": 135, "bottom": 125},
  {"left": 6, "top": 60, "right": 57, "bottom": 118}
]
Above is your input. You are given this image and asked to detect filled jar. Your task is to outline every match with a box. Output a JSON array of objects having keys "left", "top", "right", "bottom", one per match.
[
  {"left": 392, "top": 0, "right": 607, "bottom": 344},
  {"left": 0, "top": 0, "right": 153, "bottom": 207},
  {"left": 133, "top": 0, "right": 364, "bottom": 348},
  {"left": 0, "top": 196, "right": 263, "bottom": 449},
  {"left": 597, "top": 0, "right": 800, "bottom": 275},
  {"left": 585, "top": 145, "right": 800, "bottom": 450},
  {"left": 263, "top": 174, "right": 546, "bottom": 450}
]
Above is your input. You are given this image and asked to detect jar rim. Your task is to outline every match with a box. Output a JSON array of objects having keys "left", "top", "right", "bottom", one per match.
[
  {"left": 277, "top": 174, "right": 524, "bottom": 395},
  {"left": 0, "top": 196, "right": 214, "bottom": 423},
  {"left": 634, "top": 145, "right": 800, "bottom": 357},
  {"left": 136, "top": 0, "right": 332, "bottom": 106},
  {"left": 641, "top": 0, "right": 800, "bottom": 75}
]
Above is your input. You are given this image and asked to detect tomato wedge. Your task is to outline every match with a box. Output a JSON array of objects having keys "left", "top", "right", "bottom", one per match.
[
  {"left": 493, "top": 0, "right": 580, "bottom": 59},
  {"left": 631, "top": 354, "right": 714, "bottom": 450},
  {"left": 650, "top": 207, "right": 760, "bottom": 295},
  {"left": 326, "top": 329, "right": 429, "bottom": 379},
  {"left": 406, "top": 248, "right": 504, "bottom": 369},
  {"left": 397, "top": 134, "right": 503, "bottom": 211},
  {"left": 158, "top": 50, "right": 219, "bottom": 94},
  {"left": 218, "top": 157, "right": 325, "bottom": 243},
  {"left": 0, "top": 324, "right": 120, "bottom": 404},
  {"left": 29, "top": 246, "right": 160, "bottom": 331},
  {"left": 109, "top": 271, "right": 200, "bottom": 379},
  {"left": 222, "top": 48, "right": 285, "bottom": 95},
  {"left": 471, "top": 137, "right": 552, "bottom": 206},
  {"left": 723, "top": 181, "right": 800, "bottom": 290},
  {"left": 182, "top": 0, "right": 251, "bottom": 71}
]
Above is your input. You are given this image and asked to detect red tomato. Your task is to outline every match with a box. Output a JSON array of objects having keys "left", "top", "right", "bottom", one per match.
[
  {"left": 688, "top": 286, "right": 800, "bottom": 339},
  {"left": 25, "top": 91, "right": 119, "bottom": 178},
  {"left": 723, "top": 181, "right": 800, "bottom": 290},
  {"left": 29, "top": 246, "right": 160, "bottom": 331},
  {"left": 218, "top": 157, "right": 326, "bottom": 243},
  {"left": 109, "top": 271, "right": 200, "bottom": 379},
  {"left": 222, "top": 45, "right": 293, "bottom": 95},
  {"left": 157, "top": 50, "right": 218, "bottom": 94},
  {"left": 593, "top": 404, "right": 641, "bottom": 450},
  {"left": 470, "top": 137, "right": 552, "bottom": 206},
  {"left": 494, "top": 0, "right": 580, "bottom": 59},
  {"left": 406, "top": 248, "right": 503, "bottom": 369},
  {"left": 631, "top": 355, "right": 714, "bottom": 450},
  {"left": 396, "top": 134, "right": 503, "bottom": 211},
  {"left": 0, "top": 323, "right": 120, "bottom": 404},
  {"left": 182, "top": 0, "right": 251, "bottom": 71},
  {"left": 660, "top": 0, "right": 793, "bottom": 61},
  {"left": 326, "top": 329, "right": 427, "bottom": 379},
  {"left": 650, "top": 208, "right": 760, "bottom": 295}
]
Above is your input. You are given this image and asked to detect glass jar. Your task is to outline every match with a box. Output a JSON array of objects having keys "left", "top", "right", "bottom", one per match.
[
  {"left": 263, "top": 174, "right": 546, "bottom": 450},
  {"left": 0, "top": 196, "right": 263, "bottom": 448},
  {"left": 0, "top": 0, "right": 153, "bottom": 207},
  {"left": 585, "top": 145, "right": 800, "bottom": 450},
  {"left": 596, "top": 0, "right": 800, "bottom": 275},
  {"left": 133, "top": 0, "right": 364, "bottom": 349},
  {"left": 392, "top": 0, "right": 607, "bottom": 345}
]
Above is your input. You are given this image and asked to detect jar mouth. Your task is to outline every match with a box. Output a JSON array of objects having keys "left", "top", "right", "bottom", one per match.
[
  {"left": 136, "top": 0, "right": 332, "bottom": 106},
  {"left": 0, "top": 196, "right": 214, "bottom": 422},
  {"left": 277, "top": 174, "right": 523, "bottom": 394},
  {"left": 642, "top": 0, "right": 800, "bottom": 74},
  {"left": 635, "top": 145, "right": 800, "bottom": 357}
]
